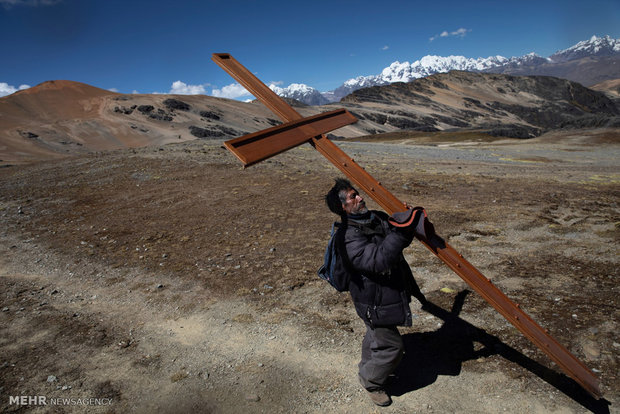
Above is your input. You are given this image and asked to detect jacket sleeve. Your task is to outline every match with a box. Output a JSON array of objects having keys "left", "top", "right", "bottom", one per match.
[{"left": 344, "top": 227, "right": 413, "bottom": 275}]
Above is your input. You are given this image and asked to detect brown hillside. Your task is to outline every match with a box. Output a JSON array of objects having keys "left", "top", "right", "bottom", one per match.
[
  {"left": 2, "top": 75, "right": 619, "bottom": 165},
  {"left": 0, "top": 81, "right": 117, "bottom": 162},
  {"left": 2, "top": 80, "right": 116, "bottom": 126},
  {"left": 590, "top": 78, "right": 620, "bottom": 98},
  {"left": 0, "top": 81, "right": 317, "bottom": 164},
  {"left": 339, "top": 71, "right": 619, "bottom": 139}
]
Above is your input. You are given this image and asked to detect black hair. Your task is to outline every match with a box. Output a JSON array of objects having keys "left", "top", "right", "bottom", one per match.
[{"left": 325, "top": 178, "right": 353, "bottom": 216}]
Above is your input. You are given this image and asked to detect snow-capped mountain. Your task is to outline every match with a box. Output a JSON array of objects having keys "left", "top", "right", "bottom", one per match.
[
  {"left": 328, "top": 54, "right": 553, "bottom": 102},
  {"left": 268, "top": 83, "right": 329, "bottom": 105},
  {"left": 331, "top": 55, "right": 512, "bottom": 101},
  {"left": 271, "top": 35, "right": 620, "bottom": 105},
  {"left": 550, "top": 35, "right": 620, "bottom": 63},
  {"left": 490, "top": 53, "right": 551, "bottom": 72}
]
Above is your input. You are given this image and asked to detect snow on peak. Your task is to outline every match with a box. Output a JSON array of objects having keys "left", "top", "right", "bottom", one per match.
[
  {"left": 269, "top": 35, "right": 619, "bottom": 105},
  {"left": 269, "top": 82, "right": 329, "bottom": 105},
  {"left": 551, "top": 35, "right": 620, "bottom": 61},
  {"left": 370, "top": 54, "right": 509, "bottom": 84},
  {"left": 269, "top": 82, "right": 318, "bottom": 94}
]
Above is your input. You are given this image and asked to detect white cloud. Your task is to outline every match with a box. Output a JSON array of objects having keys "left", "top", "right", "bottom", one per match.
[
  {"left": 131, "top": 90, "right": 140, "bottom": 94},
  {"left": 169, "top": 80, "right": 209, "bottom": 95},
  {"left": 430, "top": 27, "right": 471, "bottom": 42},
  {"left": 0, "top": 82, "right": 30, "bottom": 97},
  {"left": 451, "top": 28, "right": 469, "bottom": 37},
  {"left": 211, "top": 82, "right": 251, "bottom": 99},
  {"left": 382, "top": 45, "right": 389, "bottom": 50},
  {"left": 0, "top": 0, "right": 61, "bottom": 8},
  {"left": 108, "top": 87, "right": 119, "bottom": 93}
]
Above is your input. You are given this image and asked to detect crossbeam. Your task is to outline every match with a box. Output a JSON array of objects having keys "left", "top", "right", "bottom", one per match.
[
  {"left": 224, "top": 108, "right": 357, "bottom": 167},
  {"left": 212, "top": 53, "right": 601, "bottom": 399}
]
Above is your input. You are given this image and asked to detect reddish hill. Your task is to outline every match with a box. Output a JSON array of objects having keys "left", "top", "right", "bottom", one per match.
[
  {"left": 0, "top": 80, "right": 287, "bottom": 164},
  {"left": 0, "top": 80, "right": 120, "bottom": 163},
  {"left": 4, "top": 80, "right": 117, "bottom": 123}
]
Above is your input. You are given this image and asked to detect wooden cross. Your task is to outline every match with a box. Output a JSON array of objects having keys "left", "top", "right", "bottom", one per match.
[{"left": 212, "top": 53, "right": 601, "bottom": 399}]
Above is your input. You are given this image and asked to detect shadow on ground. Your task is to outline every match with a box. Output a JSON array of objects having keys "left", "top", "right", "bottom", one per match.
[{"left": 391, "top": 290, "right": 611, "bottom": 413}]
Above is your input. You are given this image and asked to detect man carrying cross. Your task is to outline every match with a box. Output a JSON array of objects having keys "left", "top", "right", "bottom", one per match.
[
  {"left": 325, "top": 178, "right": 426, "bottom": 407},
  {"left": 212, "top": 53, "right": 601, "bottom": 402}
]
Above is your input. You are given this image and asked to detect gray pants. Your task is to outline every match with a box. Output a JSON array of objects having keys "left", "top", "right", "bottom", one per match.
[{"left": 358, "top": 324, "right": 404, "bottom": 391}]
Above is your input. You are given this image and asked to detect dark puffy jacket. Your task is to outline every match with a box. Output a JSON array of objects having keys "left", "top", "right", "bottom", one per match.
[{"left": 342, "top": 211, "right": 416, "bottom": 327}]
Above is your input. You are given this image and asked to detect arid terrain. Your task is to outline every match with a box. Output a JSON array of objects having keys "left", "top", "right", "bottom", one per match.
[
  {"left": 2, "top": 73, "right": 618, "bottom": 166},
  {"left": 0, "top": 126, "right": 618, "bottom": 413}
]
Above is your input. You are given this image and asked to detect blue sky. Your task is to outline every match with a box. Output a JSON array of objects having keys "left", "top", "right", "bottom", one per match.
[{"left": 0, "top": 0, "right": 618, "bottom": 99}]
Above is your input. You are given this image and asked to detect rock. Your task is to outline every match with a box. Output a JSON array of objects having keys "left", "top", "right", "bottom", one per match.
[
  {"left": 188, "top": 126, "right": 223, "bottom": 139},
  {"left": 245, "top": 394, "right": 260, "bottom": 402},
  {"left": 47, "top": 375, "right": 57, "bottom": 383},
  {"left": 137, "top": 105, "right": 154, "bottom": 113},
  {"left": 148, "top": 109, "right": 173, "bottom": 121},
  {"left": 20, "top": 131, "right": 39, "bottom": 139},
  {"left": 582, "top": 341, "right": 600, "bottom": 359},
  {"left": 199, "top": 110, "right": 221, "bottom": 120},
  {"left": 118, "top": 340, "right": 131, "bottom": 348},
  {"left": 163, "top": 98, "right": 190, "bottom": 111},
  {"left": 113, "top": 106, "right": 134, "bottom": 115}
]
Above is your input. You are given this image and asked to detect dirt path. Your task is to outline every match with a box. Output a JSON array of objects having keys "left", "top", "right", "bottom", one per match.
[{"left": 0, "top": 130, "right": 618, "bottom": 413}]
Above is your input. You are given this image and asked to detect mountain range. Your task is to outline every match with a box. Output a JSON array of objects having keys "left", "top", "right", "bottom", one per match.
[
  {"left": 2, "top": 68, "right": 618, "bottom": 165},
  {"left": 272, "top": 35, "right": 620, "bottom": 105},
  {"left": 1, "top": 34, "right": 619, "bottom": 165}
]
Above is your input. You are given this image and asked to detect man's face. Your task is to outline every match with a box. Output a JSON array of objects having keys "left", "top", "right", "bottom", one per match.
[{"left": 341, "top": 188, "right": 368, "bottom": 215}]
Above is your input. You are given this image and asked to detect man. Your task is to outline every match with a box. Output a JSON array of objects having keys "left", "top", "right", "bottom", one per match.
[{"left": 324, "top": 178, "right": 425, "bottom": 407}]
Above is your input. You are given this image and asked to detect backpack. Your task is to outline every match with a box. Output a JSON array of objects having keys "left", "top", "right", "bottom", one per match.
[{"left": 317, "top": 222, "right": 350, "bottom": 292}]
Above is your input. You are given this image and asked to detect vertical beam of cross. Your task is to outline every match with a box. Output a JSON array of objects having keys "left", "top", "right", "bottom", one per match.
[{"left": 211, "top": 53, "right": 601, "bottom": 399}]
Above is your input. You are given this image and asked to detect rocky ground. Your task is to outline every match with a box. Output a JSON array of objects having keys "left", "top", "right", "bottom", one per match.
[{"left": 0, "top": 128, "right": 618, "bottom": 413}]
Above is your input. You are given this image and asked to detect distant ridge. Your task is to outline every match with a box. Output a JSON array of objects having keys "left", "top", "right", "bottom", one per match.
[
  {"left": 271, "top": 35, "right": 620, "bottom": 105},
  {"left": 1, "top": 72, "right": 618, "bottom": 165},
  {"left": 338, "top": 71, "right": 620, "bottom": 138},
  {"left": 14, "top": 80, "right": 115, "bottom": 96}
]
